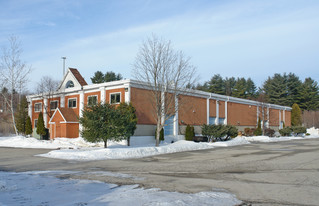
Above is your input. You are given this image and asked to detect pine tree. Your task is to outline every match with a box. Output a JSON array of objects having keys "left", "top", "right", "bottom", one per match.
[
  {"left": 286, "top": 73, "right": 302, "bottom": 106},
  {"left": 246, "top": 78, "right": 257, "bottom": 99},
  {"left": 298, "top": 78, "right": 319, "bottom": 110},
  {"left": 232, "top": 78, "right": 247, "bottom": 98},
  {"left": 224, "top": 77, "right": 236, "bottom": 96},
  {"left": 117, "top": 102, "right": 138, "bottom": 146},
  {"left": 291, "top": 103, "right": 302, "bottom": 126},
  {"left": 15, "top": 97, "right": 28, "bottom": 135},
  {"left": 262, "top": 73, "right": 288, "bottom": 106},
  {"left": 91, "top": 71, "right": 105, "bottom": 84},
  {"left": 36, "top": 112, "right": 46, "bottom": 139},
  {"left": 208, "top": 74, "right": 225, "bottom": 95},
  {"left": 104, "top": 71, "right": 123, "bottom": 82},
  {"left": 25, "top": 116, "right": 32, "bottom": 136}
]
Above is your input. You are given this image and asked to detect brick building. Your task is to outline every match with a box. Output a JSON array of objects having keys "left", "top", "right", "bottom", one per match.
[{"left": 27, "top": 68, "right": 291, "bottom": 139}]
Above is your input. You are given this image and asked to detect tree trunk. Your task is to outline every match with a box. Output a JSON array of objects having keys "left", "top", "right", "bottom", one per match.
[
  {"left": 156, "top": 124, "right": 161, "bottom": 147},
  {"left": 104, "top": 140, "right": 107, "bottom": 148},
  {"left": 127, "top": 136, "right": 130, "bottom": 146},
  {"left": 11, "top": 94, "right": 18, "bottom": 135}
]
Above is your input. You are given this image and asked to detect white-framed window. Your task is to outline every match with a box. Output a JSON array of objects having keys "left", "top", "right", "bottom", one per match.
[
  {"left": 68, "top": 98, "right": 77, "bottom": 108},
  {"left": 219, "top": 118, "right": 225, "bottom": 125},
  {"left": 66, "top": 80, "right": 74, "bottom": 88},
  {"left": 110, "top": 92, "right": 121, "bottom": 104},
  {"left": 34, "top": 103, "right": 42, "bottom": 112},
  {"left": 88, "top": 95, "right": 98, "bottom": 106},
  {"left": 34, "top": 119, "right": 38, "bottom": 128},
  {"left": 209, "top": 117, "right": 216, "bottom": 125},
  {"left": 50, "top": 100, "right": 58, "bottom": 111}
]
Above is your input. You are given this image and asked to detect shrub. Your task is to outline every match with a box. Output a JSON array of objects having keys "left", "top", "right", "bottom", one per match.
[
  {"left": 264, "top": 128, "right": 275, "bottom": 137},
  {"left": 279, "top": 127, "right": 292, "bottom": 136},
  {"left": 155, "top": 128, "right": 164, "bottom": 142},
  {"left": 292, "top": 126, "right": 306, "bottom": 135},
  {"left": 225, "top": 125, "right": 238, "bottom": 140},
  {"left": 201, "top": 124, "right": 238, "bottom": 141},
  {"left": 185, "top": 125, "right": 195, "bottom": 141},
  {"left": 244, "top": 128, "right": 255, "bottom": 136},
  {"left": 254, "top": 118, "right": 262, "bottom": 136}
]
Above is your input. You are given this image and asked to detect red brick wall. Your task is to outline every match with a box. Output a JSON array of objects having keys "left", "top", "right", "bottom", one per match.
[
  {"left": 228, "top": 102, "right": 257, "bottom": 126},
  {"left": 179, "top": 95, "right": 206, "bottom": 125},
  {"left": 130, "top": 87, "right": 156, "bottom": 125}
]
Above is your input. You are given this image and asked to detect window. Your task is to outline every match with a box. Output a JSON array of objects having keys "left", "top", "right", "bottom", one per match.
[
  {"left": 219, "top": 118, "right": 225, "bottom": 125},
  {"left": 34, "top": 103, "right": 42, "bottom": 112},
  {"left": 68, "top": 98, "right": 77, "bottom": 108},
  {"left": 66, "top": 80, "right": 74, "bottom": 88},
  {"left": 50, "top": 100, "right": 58, "bottom": 111},
  {"left": 110, "top": 93, "right": 121, "bottom": 104},
  {"left": 34, "top": 119, "right": 38, "bottom": 128},
  {"left": 88, "top": 95, "right": 98, "bottom": 106},
  {"left": 209, "top": 117, "right": 216, "bottom": 125}
]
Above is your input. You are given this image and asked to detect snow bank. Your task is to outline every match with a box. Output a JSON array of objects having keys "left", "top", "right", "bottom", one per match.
[
  {"left": 0, "top": 171, "right": 241, "bottom": 206},
  {"left": 1, "top": 133, "right": 319, "bottom": 161},
  {"left": 243, "top": 134, "right": 319, "bottom": 143}
]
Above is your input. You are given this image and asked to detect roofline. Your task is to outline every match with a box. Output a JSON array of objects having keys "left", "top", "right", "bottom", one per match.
[{"left": 28, "top": 78, "right": 292, "bottom": 111}]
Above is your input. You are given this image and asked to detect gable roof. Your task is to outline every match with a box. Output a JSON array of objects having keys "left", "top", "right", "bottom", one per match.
[
  {"left": 69, "top": 68, "right": 88, "bottom": 86},
  {"left": 49, "top": 107, "right": 79, "bottom": 124},
  {"left": 57, "top": 68, "right": 88, "bottom": 91}
]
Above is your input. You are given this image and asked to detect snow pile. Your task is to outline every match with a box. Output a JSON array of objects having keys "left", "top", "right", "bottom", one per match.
[
  {"left": 0, "top": 171, "right": 241, "bottom": 206},
  {"left": 243, "top": 134, "right": 319, "bottom": 143},
  {"left": 38, "top": 138, "right": 250, "bottom": 161},
  {"left": 1, "top": 132, "right": 318, "bottom": 161},
  {"left": 38, "top": 140, "right": 214, "bottom": 160},
  {"left": 307, "top": 127, "right": 319, "bottom": 136},
  {"left": 0, "top": 136, "right": 125, "bottom": 149}
]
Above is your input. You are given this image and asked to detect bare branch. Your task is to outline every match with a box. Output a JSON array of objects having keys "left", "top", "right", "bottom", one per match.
[{"left": 133, "top": 34, "right": 197, "bottom": 146}]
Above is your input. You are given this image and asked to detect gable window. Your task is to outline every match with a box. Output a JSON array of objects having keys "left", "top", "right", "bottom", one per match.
[
  {"left": 50, "top": 100, "right": 58, "bottom": 111},
  {"left": 66, "top": 80, "right": 74, "bottom": 88},
  {"left": 34, "top": 103, "right": 42, "bottom": 112},
  {"left": 110, "top": 93, "right": 121, "bottom": 104},
  {"left": 68, "top": 98, "right": 77, "bottom": 108},
  {"left": 88, "top": 95, "right": 98, "bottom": 106},
  {"left": 34, "top": 119, "right": 38, "bottom": 128}
]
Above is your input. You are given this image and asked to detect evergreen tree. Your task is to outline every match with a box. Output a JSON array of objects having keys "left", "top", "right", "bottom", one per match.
[
  {"left": 224, "top": 77, "right": 236, "bottom": 96},
  {"left": 208, "top": 74, "right": 225, "bottom": 95},
  {"left": 185, "top": 125, "right": 194, "bottom": 141},
  {"left": 15, "top": 97, "right": 28, "bottom": 135},
  {"left": 117, "top": 102, "right": 138, "bottom": 146},
  {"left": 80, "top": 103, "right": 136, "bottom": 148},
  {"left": 104, "top": 71, "right": 123, "bottom": 82},
  {"left": 262, "top": 73, "right": 288, "bottom": 106},
  {"left": 25, "top": 116, "right": 32, "bottom": 136},
  {"left": 286, "top": 73, "right": 302, "bottom": 106},
  {"left": 36, "top": 112, "right": 46, "bottom": 139},
  {"left": 246, "top": 78, "right": 257, "bottom": 99},
  {"left": 91, "top": 71, "right": 105, "bottom": 84},
  {"left": 254, "top": 118, "right": 262, "bottom": 136},
  {"left": 298, "top": 78, "right": 319, "bottom": 110},
  {"left": 232, "top": 78, "right": 247, "bottom": 98},
  {"left": 291, "top": 103, "right": 302, "bottom": 126}
]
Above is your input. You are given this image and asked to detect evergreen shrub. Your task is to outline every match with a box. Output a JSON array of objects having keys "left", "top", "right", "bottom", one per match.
[{"left": 185, "top": 125, "right": 195, "bottom": 141}]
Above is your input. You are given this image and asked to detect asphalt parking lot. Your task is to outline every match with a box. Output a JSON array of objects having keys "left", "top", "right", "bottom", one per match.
[{"left": 1, "top": 138, "right": 319, "bottom": 206}]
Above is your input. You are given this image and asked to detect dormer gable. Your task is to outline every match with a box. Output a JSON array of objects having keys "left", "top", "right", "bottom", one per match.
[{"left": 58, "top": 68, "right": 88, "bottom": 91}]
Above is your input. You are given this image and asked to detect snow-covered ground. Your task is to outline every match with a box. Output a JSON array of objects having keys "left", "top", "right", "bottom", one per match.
[
  {"left": 0, "top": 171, "right": 241, "bottom": 206},
  {"left": 0, "top": 128, "right": 319, "bottom": 161}
]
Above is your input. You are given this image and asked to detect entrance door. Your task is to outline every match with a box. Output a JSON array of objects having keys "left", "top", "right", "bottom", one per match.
[{"left": 164, "top": 115, "right": 174, "bottom": 136}]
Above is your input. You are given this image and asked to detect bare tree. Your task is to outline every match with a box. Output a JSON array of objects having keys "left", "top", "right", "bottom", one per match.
[
  {"left": 0, "top": 36, "right": 31, "bottom": 135},
  {"left": 36, "top": 76, "right": 59, "bottom": 118},
  {"left": 133, "top": 35, "right": 197, "bottom": 146}
]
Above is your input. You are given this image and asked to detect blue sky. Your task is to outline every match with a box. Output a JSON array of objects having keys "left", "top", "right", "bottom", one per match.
[{"left": 1, "top": 0, "right": 319, "bottom": 92}]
